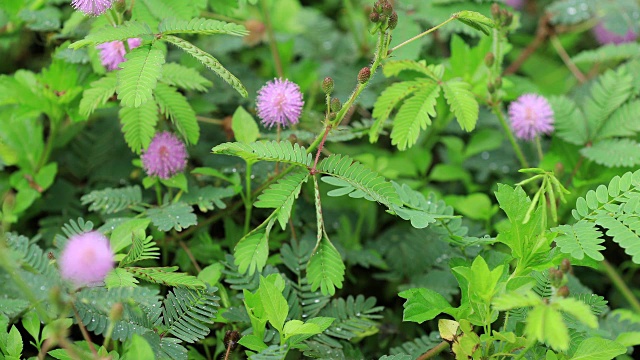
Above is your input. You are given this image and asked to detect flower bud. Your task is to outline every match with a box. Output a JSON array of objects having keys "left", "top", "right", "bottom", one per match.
[
  {"left": 560, "top": 258, "right": 571, "bottom": 273},
  {"left": 504, "top": 12, "right": 514, "bottom": 26},
  {"left": 322, "top": 77, "right": 334, "bottom": 95},
  {"left": 114, "top": 0, "right": 126, "bottom": 13},
  {"left": 388, "top": 11, "right": 398, "bottom": 30},
  {"left": 370, "top": 11, "right": 380, "bottom": 23},
  {"left": 494, "top": 76, "right": 502, "bottom": 89},
  {"left": 556, "top": 286, "right": 569, "bottom": 298},
  {"left": 554, "top": 162, "right": 564, "bottom": 177},
  {"left": 328, "top": 112, "right": 337, "bottom": 120},
  {"left": 330, "top": 97, "right": 341, "bottom": 112},
  {"left": 487, "top": 83, "right": 495, "bottom": 94},
  {"left": 484, "top": 52, "right": 495, "bottom": 67},
  {"left": 358, "top": 67, "right": 371, "bottom": 84},
  {"left": 381, "top": 1, "right": 393, "bottom": 16},
  {"left": 110, "top": 303, "right": 124, "bottom": 321},
  {"left": 491, "top": 3, "right": 501, "bottom": 20},
  {"left": 224, "top": 330, "right": 240, "bottom": 351}
]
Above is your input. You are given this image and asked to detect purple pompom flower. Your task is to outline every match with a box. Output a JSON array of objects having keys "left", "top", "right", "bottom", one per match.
[
  {"left": 505, "top": 0, "right": 524, "bottom": 10},
  {"left": 97, "top": 38, "right": 142, "bottom": 71},
  {"left": 508, "top": 94, "right": 555, "bottom": 140},
  {"left": 71, "top": 0, "right": 114, "bottom": 16},
  {"left": 59, "top": 231, "right": 114, "bottom": 287},
  {"left": 592, "top": 22, "right": 637, "bottom": 45},
  {"left": 141, "top": 132, "right": 188, "bottom": 179},
  {"left": 256, "top": 78, "right": 304, "bottom": 128}
]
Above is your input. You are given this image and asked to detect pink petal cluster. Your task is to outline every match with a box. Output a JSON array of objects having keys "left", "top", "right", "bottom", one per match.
[
  {"left": 505, "top": 0, "right": 525, "bottom": 10},
  {"left": 71, "top": 0, "right": 114, "bottom": 16},
  {"left": 256, "top": 78, "right": 304, "bottom": 128},
  {"left": 508, "top": 94, "right": 554, "bottom": 140},
  {"left": 97, "top": 38, "right": 142, "bottom": 71},
  {"left": 141, "top": 132, "right": 188, "bottom": 179},
  {"left": 59, "top": 231, "right": 114, "bottom": 287},
  {"left": 592, "top": 23, "right": 638, "bottom": 45}
]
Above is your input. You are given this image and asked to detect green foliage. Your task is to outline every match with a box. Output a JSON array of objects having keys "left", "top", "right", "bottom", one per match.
[
  {"left": 158, "top": 18, "right": 248, "bottom": 36},
  {"left": 161, "top": 286, "right": 219, "bottom": 343},
  {"left": 306, "top": 236, "right": 345, "bottom": 296},
  {"left": 212, "top": 140, "right": 313, "bottom": 166},
  {"left": 146, "top": 202, "right": 197, "bottom": 232},
  {"left": 580, "top": 138, "right": 640, "bottom": 167},
  {"left": 117, "top": 44, "right": 165, "bottom": 108},
  {"left": 79, "top": 74, "right": 117, "bottom": 117},
  {"left": 69, "top": 21, "right": 153, "bottom": 49},
  {"left": 160, "top": 63, "right": 212, "bottom": 92},
  {"left": 254, "top": 170, "right": 308, "bottom": 230},
  {"left": 154, "top": 83, "right": 199, "bottom": 144},
  {"left": 81, "top": 186, "right": 142, "bottom": 214}
]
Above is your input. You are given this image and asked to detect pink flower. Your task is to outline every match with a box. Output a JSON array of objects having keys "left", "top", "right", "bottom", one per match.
[
  {"left": 508, "top": 94, "right": 554, "bottom": 140},
  {"left": 97, "top": 38, "right": 142, "bottom": 71},
  {"left": 505, "top": 0, "right": 524, "bottom": 10},
  {"left": 71, "top": 0, "right": 114, "bottom": 16},
  {"left": 256, "top": 78, "right": 304, "bottom": 128},
  {"left": 141, "top": 132, "right": 188, "bottom": 179},
  {"left": 592, "top": 23, "right": 637, "bottom": 45},
  {"left": 59, "top": 231, "right": 114, "bottom": 287}
]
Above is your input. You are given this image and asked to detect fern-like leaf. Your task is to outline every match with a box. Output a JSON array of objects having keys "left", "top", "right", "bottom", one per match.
[
  {"left": 119, "top": 233, "right": 160, "bottom": 266},
  {"left": 583, "top": 68, "right": 633, "bottom": 140},
  {"left": 390, "top": 81, "right": 440, "bottom": 150},
  {"left": 316, "top": 295, "right": 383, "bottom": 343},
  {"left": 572, "top": 170, "right": 640, "bottom": 220},
  {"left": 318, "top": 154, "right": 402, "bottom": 208},
  {"left": 254, "top": 170, "right": 309, "bottom": 230},
  {"left": 369, "top": 81, "right": 423, "bottom": 143},
  {"left": 572, "top": 43, "right": 640, "bottom": 64},
  {"left": 580, "top": 138, "right": 640, "bottom": 168},
  {"left": 162, "top": 35, "right": 248, "bottom": 98},
  {"left": 117, "top": 44, "right": 165, "bottom": 108},
  {"left": 79, "top": 74, "right": 117, "bottom": 117},
  {"left": 596, "top": 213, "right": 640, "bottom": 263},
  {"left": 119, "top": 100, "right": 158, "bottom": 154},
  {"left": 442, "top": 78, "right": 478, "bottom": 132},
  {"left": 390, "top": 333, "right": 441, "bottom": 358},
  {"left": 234, "top": 231, "right": 269, "bottom": 276},
  {"left": 81, "top": 186, "right": 143, "bottom": 214},
  {"left": 6, "top": 233, "right": 55, "bottom": 276},
  {"left": 552, "top": 221, "right": 605, "bottom": 261},
  {"left": 161, "top": 63, "right": 212, "bottom": 92},
  {"left": 126, "top": 266, "right": 205, "bottom": 289},
  {"left": 69, "top": 21, "right": 153, "bottom": 49},
  {"left": 162, "top": 286, "right": 220, "bottom": 343},
  {"left": 158, "top": 18, "right": 248, "bottom": 36},
  {"left": 154, "top": 83, "right": 199, "bottom": 144},
  {"left": 212, "top": 140, "right": 312, "bottom": 166},
  {"left": 548, "top": 96, "right": 588, "bottom": 146},
  {"left": 307, "top": 236, "right": 345, "bottom": 296},
  {"left": 597, "top": 100, "right": 640, "bottom": 139}
]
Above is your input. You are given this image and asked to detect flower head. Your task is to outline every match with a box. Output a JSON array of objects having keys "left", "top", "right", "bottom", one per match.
[
  {"left": 505, "top": 0, "right": 525, "bottom": 10},
  {"left": 71, "top": 0, "right": 114, "bottom": 16},
  {"left": 256, "top": 78, "right": 304, "bottom": 128},
  {"left": 97, "top": 38, "right": 142, "bottom": 71},
  {"left": 141, "top": 131, "right": 188, "bottom": 179},
  {"left": 592, "top": 22, "right": 637, "bottom": 45},
  {"left": 59, "top": 231, "right": 114, "bottom": 287},
  {"left": 508, "top": 94, "right": 554, "bottom": 140}
]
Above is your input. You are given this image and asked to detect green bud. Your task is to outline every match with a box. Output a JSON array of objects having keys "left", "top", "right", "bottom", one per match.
[
  {"left": 484, "top": 52, "right": 495, "bottom": 67},
  {"left": 114, "top": 0, "right": 126, "bottom": 13},
  {"left": 322, "top": 77, "right": 334, "bottom": 95},
  {"left": 370, "top": 11, "right": 380, "bottom": 23},
  {"left": 330, "top": 97, "right": 341, "bottom": 112},
  {"left": 381, "top": 1, "right": 393, "bottom": 16},
  {"left": 357, "top": 67, "right": 371, "bottom": 84},
  {"left": 494, "top": 76, "right": 502, "bottom": 89},
  {"left": 487, "top": 83, "right": 495, "bottom": 94}
]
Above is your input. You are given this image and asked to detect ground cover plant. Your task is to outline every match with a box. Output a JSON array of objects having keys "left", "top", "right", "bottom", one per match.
[{"left": 2, "top": 0, "right": 640, "bottom": 359}]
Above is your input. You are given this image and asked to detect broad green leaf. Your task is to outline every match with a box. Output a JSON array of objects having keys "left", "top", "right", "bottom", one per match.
[
  {"left": 570, "top": 337, "right": 626, "bottom": 360},
  {"left": 21, "top": 311, "right": 40, "bottom": 343},
  {"left": 442, "top": 78, "right": 478, "bottom": 132},
  {"left": 234, "top": 232, "right": 268, "bottom": 275},
  {"left": 555, "top": 297, "right": 598, "bottom": 329},
  {"left": 238, "top": 334, "right": 268, "bottom": 352},
  {"left": 231, "top": 106, "right": 259, "bottom": 144},
  {"left": 123, "top": 334, "right": 155, "bottom": 360},
  {"left": 258, "top": 274, "right": 288, "bottom": 333},
  {"left": 7, "top": 326, "right": 22, "bottom": 357},
  {"left": 117, "top": 44, "right": 165, "bottom": 108},
  {"left": 154, "top": 83, "right": 199, "bottom": 144},
  {"left": 110, "top": 218, "right": 151, "bottom": 253},
  {"left": 398, "top": 288, "right": 455, "bottom": 323},
  {"left": 525, "top": 305, "right": 569, "bottom": 352},
  {"left": 492, "top": 291, "right": 541, "bottom": 311},
  {"left": 453, "top": 10, "right": 494, "bottom": 35}
]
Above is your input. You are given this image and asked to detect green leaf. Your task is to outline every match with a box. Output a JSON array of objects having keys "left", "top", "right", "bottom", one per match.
[
  {"left": 492, "top": 291, "right": 541, "bottom": 311},
  {"left": 552, "top": 222, "right": 604, "bottom": 261},
  {"left": 146, "top": 202, "right": 197, "bottom": 231},
  {"left": 453, "top": 256, "right": 504, "bottom": 302},
  {"left": 555, "top": 297, "right": 598, "bottom": 329},
  {"left": 231, "top": 106, "right": 260, "bottom": 144},
  {"left": 69, "top": 21, "right": 153, "bottom": 49},
  {"left": 81, "top": 185, "right": 143, "bottom": 215},
  {"left": 105, "top": 268, "right": 139, "bottom": 288},
  {"left": 21, "top": 311, "right": 39, "bottom": 343},
  {"left": 257, "top": 274, "right": 289, "bottom": 333},
  {"left": 572, "top": 43, "right": 640, "bottom": 65},
  {"left": 584, "top": 68, "right": 633, "bottom": 140},
  {"left": 162, "top": 286, "right": 219, "bottom": 343},
  {"left": 160, "top": 63, "right": 212, "bottom": 92},
  {"left": 154, "top": 83, "right": 199, "bottom": 144},
  {"left": 117, "top": 44, "right": 165, "bottom": 108},
  {"left": 126, "top": 266, "right": 205, "bottom": 289},
  {"left": 120, "top": 100, "right": 159, "bottom": 154},
  {"left": 162, "top": 35, "right": 247, "bottom": 97},
  {"left": 307, "top": 236, "right": 345, "bottom": 296},
  {"left": 526, "top": 305, "right": 569, "bottom": 352},
  {"left": 598, "top": 100, "right": 640, "bottom": 139},
  {"left": 548, "top": 96, "right": 588, "bottom": 146},
  {"left": 212, "top": 140, "right": 312, "bottom": 166},
  {"left": 238, "top": 334, "right": 269, "bottom": 352},
  {"left": 254, "top": 170, "right": 308, "bottom": 230},
  {"left": 442, "top": 78, "right": 478, "bottom": 132},
  {"left": 595, "top": 212, "right": 640, "bottom": 264},
  {"left": 7, "top": 326, "right": 23, "bottom": 357},
  {"left": 110, "top": 218, "right": 151, "bottom": 253},
  {"left": 370, "top": 80, "right": 422, "bottom": 143},
  {"left": 581, "top": 138, "right": 640, "bottom": 168},
  {"left": 123, "top": 334, "right": 155, "bottom": 360},
  {"left": 398, "top": 288, "right": 455, "bottom": 323},
  {"left": 234, "top": 232, "right": 269, "bottom": 275},
  {"left": 570, "top": 337, "right": 626, "bottom": 360},
  {"left": 453, "top": 11, "right": 494, "bottom": 35},
  {"left": 79, "top": 74, "right": 117, "bottom": 117},
  {"left": 119, "top": 232, "right": 160, "bottom": 265},
  {"left": 390, "top": 82, "right": 440, "bottom": 150},
  {"left": 158, "top": 18, "right": 248, "bottom": 36}
]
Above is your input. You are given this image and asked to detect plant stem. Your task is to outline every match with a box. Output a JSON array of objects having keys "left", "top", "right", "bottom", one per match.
[
  {"left": 196, "top": 116, "right": 224, "bottom": 125},
  {"left": 417, "top": 341, "right": 450, "bottom": 360},
  {"left": 493, "top": 104, "right": 529, "bottom": 169},
  {"left": 601, "top": 259, "right": 640, "bottom": 313},
  {"left": 261, "top": 0, "right": 284, "bottom": 78},
  {"left": 535, "top": 136, "right": 544, "bottom": 162},
  {"left": 389, "top": 16, "right": 455, "bottom": 54},
  {"left": 243, "top": 161, "right": 254, "bottom": 234},
  {"left": 549, "top": 35, "right": 586, "bottom": 83},
  {"left": 311, "top": 125, "right": 331, "bottom": 173},
  {"left": 37, "top": 119, "right": 59, "bottom": 172}
]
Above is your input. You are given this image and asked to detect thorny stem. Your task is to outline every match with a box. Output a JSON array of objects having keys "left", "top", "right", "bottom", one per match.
[
  {"left": 261, "top": 0, "right": 284, "bottom": 78},
  {"left": 389, "top": 16, "right": 456, "bottom": 54},
  {"left": 601, "top": 259, "right": 640, "bottom": 313},
  {"left": 549, "top": 35, "right": 586, "bottom": 83},
  {"left": 417, "top": 341, "right": 450, "bottom": 360},
  {"left": 493, "top": 104, "right": 530, "bottom": 169}
]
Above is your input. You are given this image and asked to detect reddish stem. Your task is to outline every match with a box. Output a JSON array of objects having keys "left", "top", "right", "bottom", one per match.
[{"left": 310, "top": 125, "right": 332, "bottom": 174}]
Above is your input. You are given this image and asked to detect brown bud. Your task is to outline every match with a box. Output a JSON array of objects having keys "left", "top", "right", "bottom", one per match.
[
  {"left": 554, "top": 162, "right": 565, "bottom": 177},
  {"left": 504, "top": 12, "right": 513, "bottom": 26},
  {"left": 381, "top": 1, "right": 393, "bottom": 16},
  {"left": 369, "top": 11, "right": 380, "bottom": 23},
  {"left": 328, "top": 112, "right": 337, "bottom": 120},
  {"left": 484, "top": 52, "right": 495, "bottom": 67},
  {"left": 224, "top": 330, "right": 240, "bottom": 351},
  {"left": 322, "top": 77, "right": 334, "bottom": 95},
  {"left": 556, "top": 286, "right": 570, "bottom": 298},
  {"left": 388, "top": 11, "right": 398, "bottom": 30},
  {"left": 358, "top": 67, "right": 371, "bottom": 84},
  {"left": 110, "top": 303, "right": 124, "bottom": 321},
  {"left": 487, "top": 83, "right": 495, "bottom": 94},
  {"left": 560, "top": 258, "right": 571, "bottom": 273},
  {"left": 491, "top": 3, "right": 501, "bottom": 20},
  {"left": 330, "top": 97, "right": 341, "bottom": 112}
]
